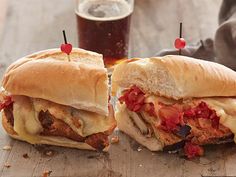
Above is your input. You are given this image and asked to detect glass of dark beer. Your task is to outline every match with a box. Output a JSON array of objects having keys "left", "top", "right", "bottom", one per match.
[{"left": 75, "top": 0, "right": 134, "bottom": 71}]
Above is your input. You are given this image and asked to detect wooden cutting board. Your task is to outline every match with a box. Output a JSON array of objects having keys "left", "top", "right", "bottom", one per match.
[{"left": 1, "top": 0, "right": 235, "bottom": 177}]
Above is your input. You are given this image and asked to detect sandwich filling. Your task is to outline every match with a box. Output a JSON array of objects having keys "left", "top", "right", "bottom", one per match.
[
  {"left": 118, "top": 85, "right": 235, "bottom": 158},
  {"left": 0, "top": 92, "right": 116, "bottom": 151}
]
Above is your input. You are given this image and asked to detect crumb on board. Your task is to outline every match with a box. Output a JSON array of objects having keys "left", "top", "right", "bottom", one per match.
[
  {"left": 42, "top": 170, "right": 52, "bottom": 177},
  {"left": 4, "top": 163, "right": 11, "bottom": 168},
  {"left": 139, "top": 164, "right": 143, "bottom": 167},
  {"left": 2, "top": 145, "right": 12, "bottom": 151},
  {"left": 111, "top": 136, "right": 119, "bottom": 144},
  {"left": 45, "top": 150, "right": 54, "bottom": 157},
  {"left": 137, "top": 147, "right": 142, "bottom": 152},
  {"left": 23, "top": 153, "right": 29, "bottom": 159}
]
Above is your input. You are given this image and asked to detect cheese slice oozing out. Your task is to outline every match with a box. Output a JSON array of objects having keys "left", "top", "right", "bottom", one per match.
[
  {"left": 12, "top": 96, "right": 115, "bottom": 144},
  {"left": 13, "top": 96, "right": 43, "bottom": 144},
  {"left": 32, "top": 98, "right": 115, "bottom": 137}
]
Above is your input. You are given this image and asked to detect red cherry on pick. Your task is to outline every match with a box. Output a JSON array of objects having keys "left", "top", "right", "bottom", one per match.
[
  {"left": 174, "top": 38, "right": 186, "bottom": 49},
  {"left": 60, "top": 43, "right": 72, "bottom": 55}
]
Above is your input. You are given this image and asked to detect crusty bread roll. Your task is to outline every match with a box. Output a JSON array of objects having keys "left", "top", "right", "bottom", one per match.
[
  {"left": 2, "top": 111, "right": 109, "bottom": 151},
  {"left": 2, "top": 48, "right": 108, "bottom": 116},
  {"left": 112, "top": 55, "right": 236, "bottom": 100}
]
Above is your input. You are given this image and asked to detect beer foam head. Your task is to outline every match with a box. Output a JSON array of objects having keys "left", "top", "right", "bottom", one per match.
[{"left": 76, "top": 0, "right": 133, "bottom": 21}]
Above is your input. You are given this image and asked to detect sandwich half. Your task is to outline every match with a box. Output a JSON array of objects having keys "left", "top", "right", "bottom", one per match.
[
  {"left": 112, "top": 55, "right": 236, "bottom": 158},
  {"left": 0, "top": 48, "right": 116, "bottom": 151}
]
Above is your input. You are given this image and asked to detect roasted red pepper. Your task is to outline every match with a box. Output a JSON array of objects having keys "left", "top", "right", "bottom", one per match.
[
  {"left": 159, "top": 105, "right": 182, "bottom": 131},
  {"left": 119, "top": 86, "right": 158, "bottom": 117},
  {"left": 184, "top": 101, "right": 220, "bottom": 129},
  {"left": 119, "top": 85, "right": 145, "bottom": 112},
  {"left": 0, "top": 96, "right": 13, "bottom": 111},
  {"left": 184, "top": 142, "right": 204, "bottom": 159}
]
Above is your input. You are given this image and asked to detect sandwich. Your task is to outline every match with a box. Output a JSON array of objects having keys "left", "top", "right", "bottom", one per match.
[
  {"left": 112, "top": 55, "right": 236, "bottom": 158},
  {"left": 0, "top": 48, "right": 116, "bottom": 151}
]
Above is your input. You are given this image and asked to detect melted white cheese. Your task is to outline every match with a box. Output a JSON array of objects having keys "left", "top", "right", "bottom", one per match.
[
  {"left": 13, "top": 96, "right": 42, "bottom": 144},
  {"left": 32, "top": 98, "right": 114, "bottom": 137},
  {"left": 145, "top": 95, "right": 181, "bottom": 105},
  {"left": 11, "top": 96, "right": 114, "bottom": 145},
  {"left": 76, "top": 110, "right": 114, "bottom": 136}
]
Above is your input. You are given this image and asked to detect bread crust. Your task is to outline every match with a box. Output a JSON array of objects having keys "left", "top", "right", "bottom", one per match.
[
  {"left": 1, "top": 112, "right": 108, "bottom": 151},
  {"left": 2, "top": 48, "right": 108, "bottom": 116},
  {"left": 112, "top": 55, "right": 236, "bottom": 99}
]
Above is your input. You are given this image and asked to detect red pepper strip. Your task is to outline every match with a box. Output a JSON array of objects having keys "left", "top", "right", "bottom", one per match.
[
  {"left": 184, "top": 142, "right": 204, "bottom": 159},
  {"left": 184, "top": 102, "right": 220, "bottom": 129},
  {"left": 158, "top": 106, "right": 182, "bottom": 131},
  {"left": 119, "top": 85, "right": 145, "bottom": 112}
]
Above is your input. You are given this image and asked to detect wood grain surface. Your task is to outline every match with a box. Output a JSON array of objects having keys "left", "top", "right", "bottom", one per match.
[{"left": 1, "top": 0, "right": 235, "bottom": 177}]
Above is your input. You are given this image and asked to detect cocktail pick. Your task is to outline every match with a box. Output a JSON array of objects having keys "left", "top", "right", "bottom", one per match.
[
  {"left": 174, "top": 22, "right": 186, "bottom": 55},
  {"left": 60, "top": 30, "right": 72, "bottom": 61}
]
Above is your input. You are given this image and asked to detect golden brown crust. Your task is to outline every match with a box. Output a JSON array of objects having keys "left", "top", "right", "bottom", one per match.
[
  {"left": 2, "top": 48, "right": 109, "bottom": 116},
  {"left": 112, "top": 55, "right": 236, "bottom": 99},
  {"left": 2, "top": 111, "right": 17, "bottom": 136},
  {"left": 27, "top": 48, "right": 105, "bottom": 67}
]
